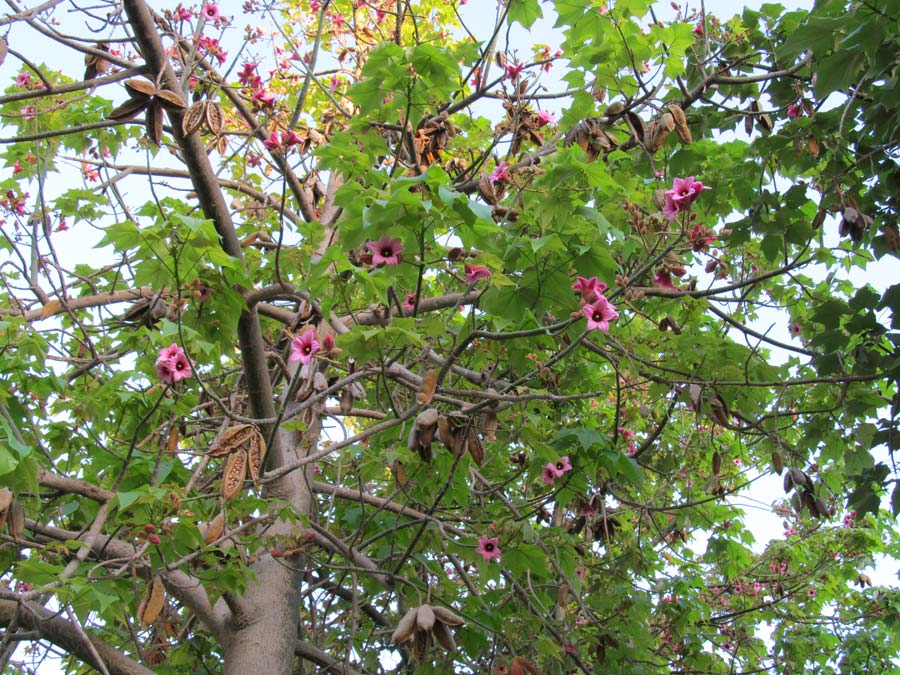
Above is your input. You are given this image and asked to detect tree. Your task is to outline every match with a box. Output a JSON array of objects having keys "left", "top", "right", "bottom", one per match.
[{"left": 0, "top": 0, "right": 899, "bottom": 672}]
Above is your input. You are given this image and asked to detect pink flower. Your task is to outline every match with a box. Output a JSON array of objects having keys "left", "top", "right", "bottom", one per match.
[
  {"left": 156, "top": 343, "right": 193, "bottom": 384},
  {"left": 289, "top": 329, "right": 321, "bottom": 365},
  {"left": 281, "top": 129, "right": 304, "bottom": 147},
  {"left": 475, "top": 535, "right": 501, "bottom": 561},
  {"left": 15, "top": 72, "right": 30, "bottom": 88},
  {"left": 329, "top": 11, "right": 346, "bottom": 28},
  {"left": 263, "top": 131, "right": 282, "bottom": 150},
  {"left": 572, "top": 276, "right": 607, "bottom": 303},
  {"left": 787, "top": 103, "right": 802, "bottom": 119},
  {"left": 12, "top": 161, "right": 22, "bottom": 175},
  {"left": 537, "top": 110, "right": 556, "bottom": 126},
  {"left": 251, "top": 89, "right": 277, "bottom": 108},
  {"left": 505, "top": 63, "right": 524, "bottom": 81},
  {"left": 403, "top": 293, "right": 417, "bottom": 313},
  {"left": 542, "top": 456, "right": 573, "bottom": 485},
  {"left": 653, "top": 270, "right": 677, "bottom": 290},
  {"left": 688, "top": 225, "right": 715, "bottom": 251},
  {"left": 662, "top": 176, "right": 711, "bottom": 222},
  {"left": 807, "top": 588, "right": 816, "bottom": 597},
  {"left": 366, "top": 234, "right": 404, "bottom": 266},
  {"left": 172, "top": 5, "right": 192, "bottom": 21},
  {"left": 789, "top": 322, "right": 802, "bottom": 337},
  {"left": 238, "top": 62, "right": 261, "bottom": 88},
  {"left": 464, "top": 264, "right": 491, "bottom": 284},
  {"left": 693, "top": 23, "right": 704, "bottom": 36},
  {"left": 489, "top": 161, "right": 510, "bottom": 184},
  {"left": 581, "top": 297, "right": 619, "bottom": 332},
  {"left": 201, "top": 2, "right": 219, "bottom": 20}
]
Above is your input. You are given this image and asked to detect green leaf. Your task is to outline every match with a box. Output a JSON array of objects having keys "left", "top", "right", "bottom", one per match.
[{"left": 508, "top": 0, "right": 542, "bottom": 29}]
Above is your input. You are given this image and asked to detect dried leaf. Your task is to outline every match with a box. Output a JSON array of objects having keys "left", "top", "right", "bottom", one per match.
[
  {"left": 124, "top": 78, "right": 157, "bottom": 97},
  {"left": 712, "top": 451, "right": 722, "bottom": 476},
  {"left": 138, "top": 575, "right": 166, "bottom": 629},
  {"left": 0, "top": 38, "right": 6, "bottom": 67},
  {"left": 416, "top": 368, "right": 437, "bottom": 405},
  {"left": 221, "top": 450, "right": 247, "bottom": 501},
  {"left": 391, "top": 606, "right": 419, "bottom": 644},
  {"left": 204, "top": 513, "right": 225, "bottom": 545},
  {"left": 431, "top": 606, "right": 464, "bottom": 626},
  {"left": 182, "top": 101, "right": 207, "bottom": 136},
  {"left": 40, "top": 299, "right": 61, "bottom": 319},
  {"left": 205, "top": 102, "right": 224, "bottom": 134},
  {"left": 807, "top": 136, "right": 820, "bottom": 158},
  {"left": 432, "top": 620, "right": 456, "bottom": 651},
  {"left": 7, "top": 499, "right": 24, "bottom": 539},
  {"left": 166, "top": 426, "right": 179, "bottom": 454}
]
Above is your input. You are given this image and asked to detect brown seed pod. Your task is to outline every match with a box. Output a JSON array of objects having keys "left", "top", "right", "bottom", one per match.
[
  {"left": 138, "top": 575, "right": 166, "bottom": 629},
  {"left": 208, "top": 424, "right": 257, "bottom": 457},
  {"left": 204, "top": 513, "right": 225, "bottom": 545},
  {"left": 339, "top": 388, "right": 353, "bottom": 413},
  {"left": 467, "top": 427, "right": 485, "bottom": 466},
  {"left": 0, "top": 487, "right": 12, "bottom": 514},
  {"left": 221, "top": 450, "right": 247, "bottom": 501},
  {"left": 771, "top": 450, "right": 784, "bottom": 475},
  {"left": 432, "top": 620, "right": 456, "bottom": 651},
  {"left": 0, "top": 38, "right": 7, "bottom": 67},
  {"left": 156, "top": 88, "right": 187, "bottom": 109},
  {"left": 182, "top": 100, "right": 208, "bottom": 136},
  {"left": 667, "top": 103, "right": 692, "bottom": 144},
  {"left": 124, "top": 78, "right": 156, "bottom": 98},
  {"left": 416, "top": 368, "right": 437, "bottom": 405},
  {"left": 416, "top": 603, "right": 435, "bottom": 632},
  {"left": 7, "top": 499, "right": 24, "bottom": 539},
  {"left": 391, "top": 606, "right": 419, "bottom": 644},
  {"left": 205, "top": 101, "right": 225, "bottom": 135},
  {"left": 108, "top": 96, "right": 150, "bottom": 121},
  {"left": 413, "top": 628, "right": 431, "bottom": 661},
  {"left": 624, "top": 111, "right": 645, "bottom": 142},
  {"left": 146, "top": 101, "right": 163, "bottom": 146},
  {"left": 431, "top": 606, "right": 464, "bottom": 626},
  {"left": 789, "top": 467, "right": 809, "bottom": 490}
]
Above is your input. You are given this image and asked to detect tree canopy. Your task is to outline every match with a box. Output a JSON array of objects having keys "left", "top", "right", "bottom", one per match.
[{"left": 1, "top": 0, "right": 900, "bottom": 673}]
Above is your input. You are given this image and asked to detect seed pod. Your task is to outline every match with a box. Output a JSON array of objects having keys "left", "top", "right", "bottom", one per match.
[
  {"left": 208, "top": 424, "right": 257, "bottom": 457},
  {"left": 108, "top": 96, "right": 150, "bottom": 121},
  {"left": 413, "top": 628, "right": 431, "bottom": 661},
  {"left": 783, "top": 470, "right": 794, "bottom": 493},
  {"left": 416, "top": 368, "right": 437, "bottom": 405},
  {"left": 437, "top": 415, "right": 453, "bottom": 450},
  {"left": 221, "top": 450, "right": 247, "bottom": 501},
  {"left": 138, "top": 575, "right": 166, "bottom": 629},
  {"left": 789, "top": 467, "right": 809, "bottom": 490},
  {"left": 431, "top": 606, "right": 464, "bottom": 626},
  {"left": 0, "top": 38, "right": 7, "bottom": 67},
  {"left": 416, "top": 603, "right": 435, "bottom": 632},
  {"left": 146, "top": 100, "right": 163, "bottom": 146},
  {"left": 0, "top": 487, "right": 12, "bottom": 513},
  {"left": 205, "top": 101, "right": 225, "bottom": 135},
  {"left": 339, "top": 388, "right": 353, "bottom": 413},
  {"left": 467, "top": 427, "right": 485, "bottom": 466},
  {"left": 771, "top": 450, "right": 784, "bottom": 475},
  {"left": 432, "top": 619, "right": 456, "bottom": 651},
  {"left": 7, "top": 499, "right": 24, "bottom": 539},
  {"left": 313, "top": 371, "right": 329, "bottom": 392},
  {"left": 124, "top": 78, "right": 156, "bottom": 97},
  {"left": 391, "top": 606, "right": 419, "bottom": 644},
  {"left": 667, "top": 103, "right": 692, "bottom": 144},
  {"left": 709, "top": 392, "right": 729, "bottom": 426},
  {"left": 407, "top": 425, "right": 421, "bottom": 452},
  {"left": 815, "top": 496, "right": 830, "bottom": 518},
  {"left": 416, "top": 408, "right": 439, "bottom": 447},
  {"left": 182, "top": 101, "right": 208, "bottom": 136},
  {"left": 204, "top": 513, "right": 225, "bottom": 545},
  {"left": 156, "top": 88, "right": 187, "bottom": 109},
  {"left": 625, "top": 111, "right": 645, "bottom": 141}
]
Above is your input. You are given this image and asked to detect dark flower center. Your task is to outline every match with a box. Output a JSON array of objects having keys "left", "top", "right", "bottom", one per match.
[
  {"left": 484, "top": 543, "right": 494, "bottom": 552},
  {"left": 174, "top": 360, "right": 186, "bottom": 371},
  {"left": 592, "top": 310, "right": 603, "bottom": 321},
  {"left": 556, "top": 462, "right": 565, "bottom": 470},
  {"left": 381, "top": 248, "right": 393, "bottom": 257}
]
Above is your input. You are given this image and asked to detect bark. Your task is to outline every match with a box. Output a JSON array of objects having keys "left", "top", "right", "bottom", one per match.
[
  {"left": 122, "top": 2, "right": 313, "bottom": 672},
  {"left": 0, "top": 599, "right": 156, "bottom": 675}
]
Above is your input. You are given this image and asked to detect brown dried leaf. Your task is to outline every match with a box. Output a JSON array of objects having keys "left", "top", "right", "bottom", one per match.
[
  {"left": 712, "top": 451, "right": 722, "bottom": 476},
  {"left": 125, "top": 78, "right": 157, "bottom": 97},
  {"left": 0, "top": 38, "right": 6, "bottom": 67},
  {"left": 807, "top": 136, "right": 820, "bottom": 158},
  {"left": 391, "top": 606, "right": 419, "bottom": 644},
  {"left": 204, "top": 513, "right": 225, "bottom": 545},
  {"left": 883, "top": 223, "right": 900, "bottom": 253},
  {"left": 416, "top": 368, "right": 437, "bottom": 405},
  {"left": 182, "top": 101, "right": 207, "bottom": 136},
  {"left": 40, "top": 299, "right": 61, "bottom": 319},
  {"left": 166, "top": 425, "right": 179, "bottom": 454},
  {"left": 205, "top": 101, "right": 224, "bottom": 135},
  {"left": 221, "top": 450, "right": 247, "bottom": 501},
  {"left": 138, "top": 575, "right": 166, "bottom": 629},
  {"left": 7, "top": 499, "right": 24, "bottom": 539}
]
